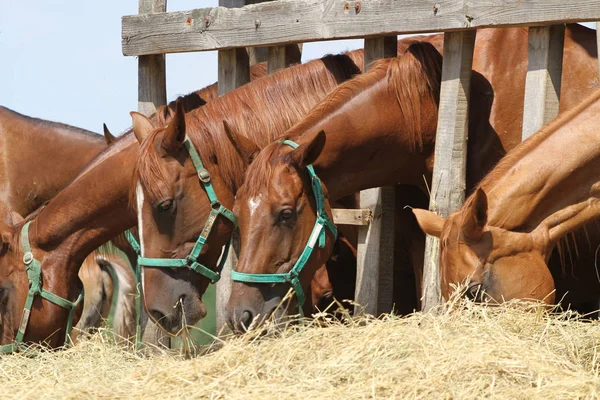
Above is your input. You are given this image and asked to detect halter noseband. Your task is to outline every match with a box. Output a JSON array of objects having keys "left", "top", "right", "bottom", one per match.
[
  {"left": 0, "top": 221, "right": 83, "bottom": 354},
  {"left": 230, "top": 139, "right": 338, "bottom": 314}
]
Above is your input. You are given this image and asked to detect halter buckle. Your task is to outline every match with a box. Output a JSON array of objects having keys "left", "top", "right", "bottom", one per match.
[
  {"left": 23, "top": 252, "right": 34, "bottom": 265},
  {"left": 198, "top": 168, "right": 211, "bottom": 183}
]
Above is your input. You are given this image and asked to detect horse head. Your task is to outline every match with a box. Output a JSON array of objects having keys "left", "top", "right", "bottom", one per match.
[
  {"left": 226, "top": 127, "right": 337, "bottom": 332},
  {"left": 413, "top": 188, "right": 556, "bottom": 304},
  {"left": 132, "top": 101, "right": 236, "bottom": 334}
]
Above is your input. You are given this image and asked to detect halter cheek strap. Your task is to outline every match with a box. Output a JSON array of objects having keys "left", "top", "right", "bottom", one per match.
[
  {"left": 0, "top": 221, "right": 84, "bottom": 354},
  {"left": 230, "top": 139, "right": 338, "bottom": 315}
]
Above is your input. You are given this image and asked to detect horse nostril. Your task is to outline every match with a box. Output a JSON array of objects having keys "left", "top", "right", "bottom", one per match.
[{"left": 466, "top": 284, "right": 483, "bottom": 301}]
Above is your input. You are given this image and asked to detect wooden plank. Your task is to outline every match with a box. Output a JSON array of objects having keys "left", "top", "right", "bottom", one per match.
[
  {"left": 217, "top": 48, "right": 251, "bottom": 95},
  {"left": 332, "top": 208, "right": 372, "bottom": 226},
  {"left": 354, "top": 36, "right": 397, "bottom": 317},
  {"left": 597, "top": 23, "right": 600, "bottom": 77},
  {"left": 522, "top": 25, "right": 564, "bottom": 140},
  {"left": 215, "top": 0, "right": 252, "bottom": 334},
  {"left": 421, "top": 30, "right": 476, "bottom": 312},
  {"left": 122, "top": 0, "right": 600, "bottom": 56},
  {"left": 267, "top": 44, "right": 302, "bottom": 74},
  {"left": 138, "top": 0, "right": 169, "bottom": 348},
  {"left": 137, "top": 0, "right": 167, "bottom": 116}
]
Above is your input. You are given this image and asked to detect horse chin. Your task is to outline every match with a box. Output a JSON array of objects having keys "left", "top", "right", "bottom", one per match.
[{"left": 150, "top": 296, "right": 207, "bottom": 335}]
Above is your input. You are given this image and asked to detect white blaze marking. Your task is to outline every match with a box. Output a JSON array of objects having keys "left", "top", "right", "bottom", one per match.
[
  {"left": 136, "top": 182, "right": 147, "bottom": 296},
  {"left": 248, "top": 194, "right": 262, "bottom": 217}
]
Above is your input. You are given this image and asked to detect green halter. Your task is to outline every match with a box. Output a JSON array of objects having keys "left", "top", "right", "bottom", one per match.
[
  {"left": 230, "top": 139, "right": 337, "bottom": 314},
  {"left": 123, "top": 135, "right": 237, "bottom": 344},
  {"left": 135, "top": 136, "right": 237, "bottom": 282},
  {"left": 0, "top": 221, "right": 84, "bottom": 354}
]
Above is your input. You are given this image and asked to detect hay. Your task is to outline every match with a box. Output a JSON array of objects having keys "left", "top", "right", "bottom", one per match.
[{"left": 1, "top": 299, "right": 600, "bottom": 399}]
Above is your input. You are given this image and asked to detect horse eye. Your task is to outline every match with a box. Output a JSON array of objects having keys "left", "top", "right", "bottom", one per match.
[
  {"left": 279, "top": 209, "right": 295, "bottom": 222},
  {"left": 157, "top": 199, "right": 174, "bottom": 213}
]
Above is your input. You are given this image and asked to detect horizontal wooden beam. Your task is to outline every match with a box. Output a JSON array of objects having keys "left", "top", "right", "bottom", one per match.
[
  {"left": 122, "top": 0, "right": 600, "bottom": 56},
  {"left": 332, "top": 208, "right": 372, "bottom": 226}
]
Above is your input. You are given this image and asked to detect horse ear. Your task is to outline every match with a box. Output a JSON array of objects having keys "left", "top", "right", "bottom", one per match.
[
  {"left": 462, "top": 188, "right": 488, "bottom": 242},
  {"left": 288, "top": 130, "right": 326, "bottom": 168},
  {"left": 103, "top": 123, "right": 116, "bottom": 145},
  {"left": 223, "top": 120, "right": 260, "bottom": 165},
  {"left": 130, "top": 112, "right": 155, "bottom": 144},
  {"left": 8, "top": 211, "right": 23, "bottom": 225},
  {"left": 412, "top": 209, "right": 444, "bottom": 238},
  {"left": 161, "top": 100, "right": 186, "bottom": 154}
]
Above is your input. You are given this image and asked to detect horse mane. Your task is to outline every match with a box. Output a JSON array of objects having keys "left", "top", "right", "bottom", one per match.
[
  {"left": 466, "top": 89, "right": 600, "bottom": 208},
  {"left": 133, "top": 52, "right": 363, "bottom": 206},
  {"left": 0, "top": 106, "right": 102, "bottom": 140},
  {"left": 242, "top": 42, "right": 442, "bottom": 197}
]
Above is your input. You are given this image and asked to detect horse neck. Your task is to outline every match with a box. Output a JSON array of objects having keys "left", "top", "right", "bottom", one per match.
[
  {"left": 481, "top": 92, "right": 600, "bottom": 230},
  {"left": 288, "top": 76, "right": 438, "bottom": 201},
  {"left": 186, "top": 53, "right": 365, "bottom": 192},
  {"left": 29, "top": 133, "right": 138, "bottom": 281},
  {"left": 0, "top": 107, "right": 106, "bottom": 216}
]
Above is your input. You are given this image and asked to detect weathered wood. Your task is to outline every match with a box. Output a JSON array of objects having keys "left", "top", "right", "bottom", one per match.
[
  {"left": 122, "top": 0, "right": 600, "bottom": 56},
  {"left": 354, "top": 36, "right": 397, "bottom": 316},
  {"left": 597, "top": 23, "right": 600, "bottom": 77},
  {"left": 422, "top": 30, "right": 476, "bottom": 312},
  {"left": 138, "top": 0, "right": 169, "bottom": 347},
  {"left": 522, "top": 25, "right": 564, "bottom": 140},
  {"left": 215, "top": 0, "right": 252, "bottom": 334},
  {"left": 332, "top": 208, "right": 372, "bottom": 226},
  {"left": 267, "top": 46, "right": 287, "bottom": 74},
  {"left": 217, "top": 48, "right": 250, "bottom": 96},
  {"left": 137, "top": 0, "right": 167, "bottom": 116}
]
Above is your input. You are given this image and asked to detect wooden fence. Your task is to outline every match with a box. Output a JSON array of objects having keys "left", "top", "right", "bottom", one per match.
[{"left": 123, "top": 0, "right": 600, "bottom": 330}]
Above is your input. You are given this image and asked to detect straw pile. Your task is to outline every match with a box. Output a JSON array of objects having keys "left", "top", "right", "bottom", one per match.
[{"left": 1, "top": 299, "right": 600, "bottom": 399}]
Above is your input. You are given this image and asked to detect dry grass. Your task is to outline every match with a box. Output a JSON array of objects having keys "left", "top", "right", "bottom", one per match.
[{"left": 1, "top": 299, "right": 600, "bottom": 399}]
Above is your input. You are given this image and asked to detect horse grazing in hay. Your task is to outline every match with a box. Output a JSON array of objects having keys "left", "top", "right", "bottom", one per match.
[
  {"left": 224, "top": 25, "right": 600, "bottom": 331},
  {"left": 412, "top": 89, "right": 600, "bottom": 305},
  {"left": 0, "top": 48, "right": 385, "bottom": 348},
  {"left": 0, "top": 77, "right": 231, "bottom": 350}
]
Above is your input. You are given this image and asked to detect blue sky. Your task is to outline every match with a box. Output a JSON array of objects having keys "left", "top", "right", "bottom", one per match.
[
  {"left": 0, "top": 1, "right": 366, "bottom": 135},
  {"left": 1, "top": 2, "right": 595, "bottom": 135}
]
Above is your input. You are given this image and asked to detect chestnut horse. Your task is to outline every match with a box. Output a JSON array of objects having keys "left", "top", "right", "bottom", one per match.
[
  {"left": 225, "top": 25, "right": 599, "bottom": 330},
  {"left": 412, "top": 89, "right": 600, "bottom": 305},
  {"left": 0, "top": 78, "right": 230, "bottom": 348},
  {"left": 0, "top": 48, "right": 381, "bottom": 347}
]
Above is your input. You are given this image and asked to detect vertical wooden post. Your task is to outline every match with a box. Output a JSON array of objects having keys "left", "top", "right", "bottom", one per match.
[
  {"left": 596, "top": 23, "right": 600, "bottom": 78},
  {"left": 267, "top": 44, "right": 303, "bottom": 74},
  {"left": 138, "top": 0, "right": 169, "bottom": 348},
  {"left": 138, "top": 0, "right": 167, "bottom": 116},
  {"left": 215, "top": 0, "right": 252, "bottom": 333},
  {"left": 522, "top": 25, "right": 564, "bottom": 140},
  {"left": 421, "top": 31, "right": 476, "bottom": 312},
  {"left": 354, "top": 36, "right": 397, "bottom": 316}
]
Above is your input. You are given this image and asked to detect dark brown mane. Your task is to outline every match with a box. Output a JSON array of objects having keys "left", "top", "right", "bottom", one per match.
[
  {"left": 241, "top": 42, "right": 442, "bottom": 198},
  {"left": 134, "top": 53, "right": 363, "bottom": 205},
  {"left": 467, "top": 89, "right": 600, "bottom": 206}
]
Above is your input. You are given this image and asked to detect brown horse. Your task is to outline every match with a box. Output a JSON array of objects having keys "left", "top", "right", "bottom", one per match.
[
  {"left": 225, "top": 25, "right": 599, "bottom": 330},
  {"left": 0, "top": 80, "right": 229, "bottom": 347},
  {"left": 412, "top": 89, "right": 600, "bottom": 304},
  {"left": 0, "top": 107, "right": 107, "bottom": 217},
  {"left": 0, "top": 48, "right": 379, "bottom": 347}
]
